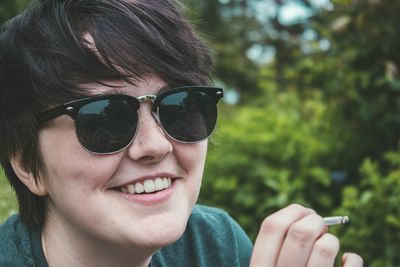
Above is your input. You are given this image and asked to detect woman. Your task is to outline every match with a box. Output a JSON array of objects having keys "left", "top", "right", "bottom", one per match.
[{"left": 0, "top": 0, "right": 363, "bottom": 266}]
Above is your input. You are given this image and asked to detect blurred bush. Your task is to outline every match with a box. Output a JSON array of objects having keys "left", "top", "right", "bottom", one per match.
[
  {"left": 0, "top": 169, "right": 17, "bottom": 222},
  {"left": 330, "top": 151, "right": 400, "bottom": 266}
]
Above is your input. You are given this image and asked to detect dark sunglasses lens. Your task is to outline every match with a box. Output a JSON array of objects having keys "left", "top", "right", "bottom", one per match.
[
  {"left": 158, "top": 90, "right": 217, "bottom": 142},
  {"left": 75, "top": 99, "right": 137, "bottom": 153}
]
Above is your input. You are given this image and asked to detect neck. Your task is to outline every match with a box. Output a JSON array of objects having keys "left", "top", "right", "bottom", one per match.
[{"left": 41, "top": 218, "right": 155, "bottom": 267}]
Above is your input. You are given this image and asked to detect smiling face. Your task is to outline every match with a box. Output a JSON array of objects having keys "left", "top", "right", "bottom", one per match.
[{"left": 37, "top": 75, "right": 208, "bottom": 262}]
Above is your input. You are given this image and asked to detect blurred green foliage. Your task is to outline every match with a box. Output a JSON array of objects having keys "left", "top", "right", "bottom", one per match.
[
  {"left": 0, "top": 169, "right": 17, "bottom": 221},
  {"left": 0, "top": 0, "right": 399, "bottom": 266},
  {"left": 330, "top": 151, "right": 400, "bottom": 266},
  {"left": 202, "top": 86, "right": 336, "bottom": 238},
  {"left": 0, "top": 0, "right": 31, "bottom": 21}
]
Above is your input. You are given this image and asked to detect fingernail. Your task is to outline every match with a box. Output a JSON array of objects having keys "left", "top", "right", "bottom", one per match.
[{"left": 342, "top": 253, "right": 349, "bottom": 262}]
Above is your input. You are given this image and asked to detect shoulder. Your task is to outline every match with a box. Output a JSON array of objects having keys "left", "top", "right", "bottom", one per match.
[
  {"left": 189, "top": 204, "right": 252, "bottom": 248},
  {"left": 188, "top": 204, "right": 244, "bottom": 235},
  {"left": 0, "top": 214, "right": 23, "bottom": 250},
  {"left": 0, "top": 214, "right": 38, "bottom": 267},
  {"left": 153, "top": 205, "right": 253, "bottom": 267},
  {"left": 190, "top": 204, "right": 231, "bottom": 223}
]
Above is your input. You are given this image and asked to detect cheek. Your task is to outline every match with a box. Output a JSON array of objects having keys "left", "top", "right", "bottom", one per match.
[
  {"left": 174, "top": 141, "right": 208, "bottom": 197},
  {"left": 37, "top": 125, "right": 120, "bottom": 193},
  {"left": 175, "top": 141, "right": 207, "bottom": 173}
]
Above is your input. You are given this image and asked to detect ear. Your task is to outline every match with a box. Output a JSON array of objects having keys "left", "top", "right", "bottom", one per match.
[{"left": 9, "top": 155, "right": 48, "bottom": 196}]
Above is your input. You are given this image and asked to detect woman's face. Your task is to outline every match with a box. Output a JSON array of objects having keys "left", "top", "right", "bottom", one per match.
[{"left": 37, "top": 75, "right": 208, "bottom": 251}]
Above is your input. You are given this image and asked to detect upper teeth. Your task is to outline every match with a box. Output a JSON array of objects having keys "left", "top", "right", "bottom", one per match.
[{"left": 121, "top": 177, "right": 172, "bottom": 194}]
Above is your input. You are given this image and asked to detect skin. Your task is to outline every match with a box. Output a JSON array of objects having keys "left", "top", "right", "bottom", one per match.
[{"left": 34, "top": 76, "right": 208, "bottom": 267}]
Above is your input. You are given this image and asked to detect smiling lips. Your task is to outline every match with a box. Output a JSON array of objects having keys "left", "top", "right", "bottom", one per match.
[{"left": 120, "top": 177, "right": 173, "bottom": 194}]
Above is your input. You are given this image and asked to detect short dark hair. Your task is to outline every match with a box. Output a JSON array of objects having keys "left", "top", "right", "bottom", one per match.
[{"left": 0, "top": 0, "right": 213, "bottom": 229}]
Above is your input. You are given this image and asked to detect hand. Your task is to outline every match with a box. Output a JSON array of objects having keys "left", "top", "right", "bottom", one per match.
[{"left": 249, "top": 204, "right": 363, "bottom": 267}]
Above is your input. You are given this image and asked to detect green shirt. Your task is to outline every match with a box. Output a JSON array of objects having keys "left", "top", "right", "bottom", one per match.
[{"left": 0, "top": 205, "right": 253, "bottom": 266}]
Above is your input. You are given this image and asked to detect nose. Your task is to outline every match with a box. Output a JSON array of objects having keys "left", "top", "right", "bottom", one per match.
[{"left": 126, "top": 104, "right": 173, "bottom": 163}]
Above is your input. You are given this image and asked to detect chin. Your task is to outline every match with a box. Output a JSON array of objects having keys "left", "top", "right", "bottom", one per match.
[
  {"left": 126, "top": 208, "right": 190, "bottom": 248},
  {"left": 136, "top": 221, "right": 187, "bottom": 249}
]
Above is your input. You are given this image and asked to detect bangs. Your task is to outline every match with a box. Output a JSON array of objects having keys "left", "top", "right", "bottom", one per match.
[{"left": 64, "top": 0, "right": 213, "bottom": 93}]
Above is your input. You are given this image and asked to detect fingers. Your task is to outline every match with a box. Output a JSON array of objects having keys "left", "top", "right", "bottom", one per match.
[
  {"left": 276, "top": 213, "right": 327, "bottom": 267},
  {"left": 342, "top": 252, "right": 364, "bottom": 267},
  {"left": 249, "top": 204, "right": 363, "bottom": 267},
  {"left": 250, "top": 204, "right": 316, "bottom": 267},
  {"left": 306, "top": 233, "right": 340, "bottom": 267}
]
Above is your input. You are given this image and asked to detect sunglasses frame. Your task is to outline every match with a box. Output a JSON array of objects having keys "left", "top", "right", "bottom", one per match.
[{"left": 37, "top": 86, "right": 224, "bottom": 154}]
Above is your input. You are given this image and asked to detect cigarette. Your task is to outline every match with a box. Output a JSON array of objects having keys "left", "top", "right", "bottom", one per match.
[{"left": 323, "top": 216, "right": 349, "bottom": 226}]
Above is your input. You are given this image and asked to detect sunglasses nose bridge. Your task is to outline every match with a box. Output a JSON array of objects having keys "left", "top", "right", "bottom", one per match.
[
  {"left": 136, "top": 95, "right": 157, "bottom": 103},
  {"left": 135, "top": 94, "right": 163, "bottom": 129},
  {"left": 136, "top": 94, "right": 160, "bottom": 124}
]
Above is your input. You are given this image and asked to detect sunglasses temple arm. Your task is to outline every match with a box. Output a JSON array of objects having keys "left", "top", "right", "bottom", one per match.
[{"left": 37, "top": 105, "right": 75, "bottom": 125}]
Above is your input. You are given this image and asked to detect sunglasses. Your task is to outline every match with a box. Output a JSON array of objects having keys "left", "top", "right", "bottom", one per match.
[{"left": 37, "top": 86, "right": 223, "bottom": 154}]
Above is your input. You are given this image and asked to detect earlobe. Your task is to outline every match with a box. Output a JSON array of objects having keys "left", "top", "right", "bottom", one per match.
[{"left": 9, "top": 156, "right": 48, "bottom": 196}]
